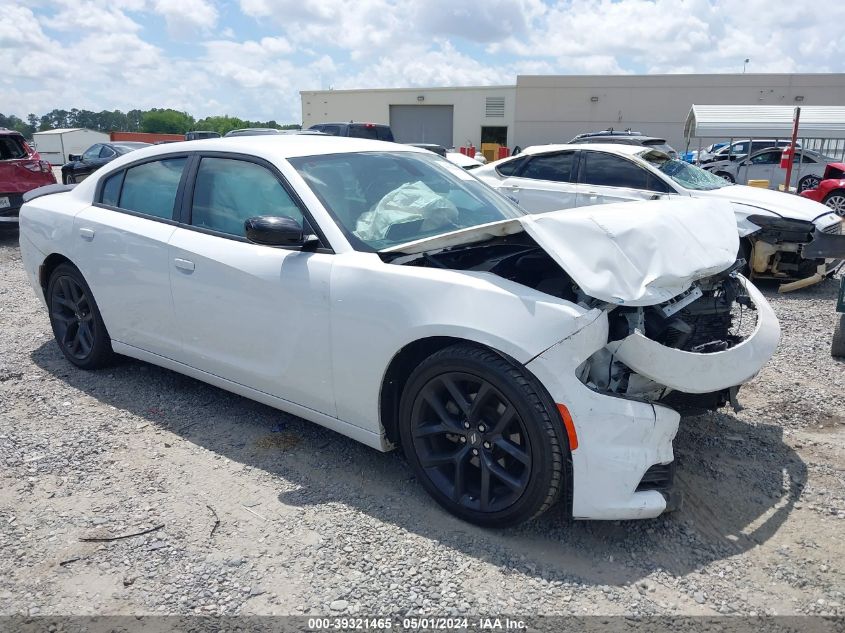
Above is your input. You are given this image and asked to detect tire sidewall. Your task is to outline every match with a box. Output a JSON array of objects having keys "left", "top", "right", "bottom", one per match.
[
  {"left": 398, "top": 346, "right": 566, "bottom": 527},
  {"left": 47, "top": 263, "right": 112, "bottom": 369},
  {"left": 799, "top": 176, "right": 819, "bottom": 193}
]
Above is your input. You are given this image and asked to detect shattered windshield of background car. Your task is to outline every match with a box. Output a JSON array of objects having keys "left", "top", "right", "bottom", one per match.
[
  {"left": 640, "top": 150, "right": 730, "bottom": 191},
  {"left": 290, "top": 151, "right": 524, "bottom": 251}
]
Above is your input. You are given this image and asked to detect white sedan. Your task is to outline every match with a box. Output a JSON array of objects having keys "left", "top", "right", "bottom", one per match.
[
  {"left": 474, "top": 144, "right": 845, "bottom": 290},
  {"left": 19, "top": 137, "right": 779, "bottom": 526}
]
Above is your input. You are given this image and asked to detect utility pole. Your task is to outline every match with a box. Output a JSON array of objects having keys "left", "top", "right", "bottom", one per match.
[{"left": 743, "top": 58, "right": 750, "bottom": 73}]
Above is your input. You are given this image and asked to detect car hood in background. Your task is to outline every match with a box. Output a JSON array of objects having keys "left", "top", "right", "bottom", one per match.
[
  {"left": 698, "top": 184, "right": 831, "bottom": 223},
  {"left": 384, "top": 198, "right": 739, "bottom": 306}
]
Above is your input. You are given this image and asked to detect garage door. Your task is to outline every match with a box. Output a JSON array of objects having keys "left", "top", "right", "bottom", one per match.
[{"left": 390, "top": 105, "right": 454, "bottom": 147}]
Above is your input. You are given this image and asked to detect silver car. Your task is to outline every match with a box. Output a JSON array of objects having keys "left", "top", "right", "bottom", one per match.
[{"left": 705, "top": 147, "right": 833, "bottom": 192}]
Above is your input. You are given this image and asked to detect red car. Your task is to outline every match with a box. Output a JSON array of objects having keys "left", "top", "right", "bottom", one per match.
[
  {"left": 800, "top": 162, "right": 845, "bottom": 216},
  {"left": 0, "top": 128, "right": 57, "bottom": 228}
]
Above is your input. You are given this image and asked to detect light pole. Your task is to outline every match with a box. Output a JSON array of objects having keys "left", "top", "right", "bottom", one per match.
[{"left": 743, "top": 58, "right": 750, "bottom": 73}]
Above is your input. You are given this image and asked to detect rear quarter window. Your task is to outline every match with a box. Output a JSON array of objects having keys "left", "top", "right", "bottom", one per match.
[{"left": 0, "top": 136, "right": 28, "bottom": 160}]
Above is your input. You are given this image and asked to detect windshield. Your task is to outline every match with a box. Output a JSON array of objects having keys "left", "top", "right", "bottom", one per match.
[
  {"left": 639, "top": 150, "right": 731, "bottom": 191},
  {"left": 290, "top": 151, "right": 524, "bottom": 251}
]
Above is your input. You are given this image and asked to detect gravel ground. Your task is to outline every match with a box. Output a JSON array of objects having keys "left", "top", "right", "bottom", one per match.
[{"left": 1, "top": 227, "right": 843, "bottom": 618}]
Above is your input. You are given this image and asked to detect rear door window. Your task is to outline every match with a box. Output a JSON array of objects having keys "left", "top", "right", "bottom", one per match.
[
  {"left": 119, "top": 157, "right": 187, "bottom": 219},
  {"left": 519, "top": 151, "right": 576, "bottom": 182},
  {"left": 580, "top": 151, "right": 650, "bottom": 189},
  {"left": 0, "top": 135, "right": 28, "bottom": 160},
  {"left": 495, "top": 156, "right": 528, "bottom": 177}
]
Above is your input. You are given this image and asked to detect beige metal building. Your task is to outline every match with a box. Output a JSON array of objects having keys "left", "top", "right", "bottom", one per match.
[{"left": 300, "top": 73, "right": 845, "bottom": 153}]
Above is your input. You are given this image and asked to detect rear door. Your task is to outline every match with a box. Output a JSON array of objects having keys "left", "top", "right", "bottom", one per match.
[
  {"left": 71, "top": 155, "right": 189, "bottom": 358},
  {"left": 496, "top": 150, "right": 579, "bottom": 213},
  {"left": 575, "top": 150, "right": 673, "bottom": 206}
]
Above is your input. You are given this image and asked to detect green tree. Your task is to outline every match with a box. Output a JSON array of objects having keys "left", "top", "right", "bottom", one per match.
[{"left": 141, "top": 109, "right": 195, "bottom": 134}]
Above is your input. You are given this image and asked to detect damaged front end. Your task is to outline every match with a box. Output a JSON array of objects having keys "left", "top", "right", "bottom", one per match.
[
  {"left": 578, "top": 264, "right": 779, "bottom": 414},
  {"left": 744, "top": 213, "right": 845, "bottom": 292},
  {"left": 383, "top": 199, "right": 780, "bottom": 519}
]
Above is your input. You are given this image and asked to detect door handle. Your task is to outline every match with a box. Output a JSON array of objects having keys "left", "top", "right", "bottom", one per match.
[
  {"left": 79, "top": 227, "right": 95, "bottom": 240},
  {"left": 173, "top": 258, "right": 195, "bottom": 272}
]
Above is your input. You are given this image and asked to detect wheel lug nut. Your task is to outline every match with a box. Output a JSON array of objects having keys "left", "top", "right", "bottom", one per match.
[
  {"left": 478, "top": 424, "right": 486, "bottom": 432},
  {"left": 459, "top": 436, "right": 466, "bottom": 443},
  {"left": 483, "top": 441, "right": 491, "bottom": 449},
  {"left": 472, "top": 448, "right": 479, "bottom": 456},
  {"left": 463, "top": 421, "right": 470, "bottom": 429}
]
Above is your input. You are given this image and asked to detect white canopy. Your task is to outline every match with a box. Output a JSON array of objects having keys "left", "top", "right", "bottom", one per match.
[{"left": 684, "top": 105, "right": 845, "bottom": 140}]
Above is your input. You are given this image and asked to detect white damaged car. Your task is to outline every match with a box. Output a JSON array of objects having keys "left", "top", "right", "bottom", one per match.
[
  {"left": 474, "top": 144, "right": 845, "bottom": 291},
  {"left": 19, "top": 137, "right": 779, "bottom": 527}
]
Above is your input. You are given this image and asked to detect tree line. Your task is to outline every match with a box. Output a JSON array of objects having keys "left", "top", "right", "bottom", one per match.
[{"left": 0, "top": 108, "right": 300, "bottom": 138}]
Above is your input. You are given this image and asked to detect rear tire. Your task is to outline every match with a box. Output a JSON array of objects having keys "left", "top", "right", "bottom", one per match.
[
  {"left": 823, "top": 190, "right": 845, "bottom": 216},
  {"left": 798, "top": 175, "right": 821, "bottom": 193},
  {"left": 62, "top": 173, "right": 75, "bottom": 185},
  {"left": 398, "top": 343, "right": 568, "bottom": 528},
  {"left": 47, "top": 263, "right": 114, "bottom": 369},
  {"left": 833, "top": 314, "right": 845, "bottom": 358}
]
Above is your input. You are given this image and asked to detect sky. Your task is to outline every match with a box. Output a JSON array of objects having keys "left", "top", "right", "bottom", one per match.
[{"left": 2, "top": 0, "right": 844, "bottom": 125}]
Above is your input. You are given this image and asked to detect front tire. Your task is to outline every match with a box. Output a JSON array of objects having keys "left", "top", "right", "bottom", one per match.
[
  {"left": 398, "top": 343, "right": 568, "bottom": 527},
  {"left": 47, "top": 263, "right": 114, "bottom": 369},
  {"left": 714, "top": 171, "right": 735, "bottom": 183},
  {"left": 62, "top": 173, "right": 75, "bottom": 185},
  {"left": 833, "top": 314, "right": 845, "bottom": 358},
  {"left": 823, "top": 190, "right": 845, "bottom": 216}
]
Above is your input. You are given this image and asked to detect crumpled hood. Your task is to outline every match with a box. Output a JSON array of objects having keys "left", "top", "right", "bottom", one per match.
[
  {"left": 520, "top": 198, "right": 739, "bottom": 306},
  {"left": 698, "top": 185, "right": 830, "bottom": 223}
]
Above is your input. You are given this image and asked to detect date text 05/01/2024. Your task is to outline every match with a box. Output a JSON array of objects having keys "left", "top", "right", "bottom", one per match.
[{"left": 307, "top": 617, "right": 527, "bottom": 630}]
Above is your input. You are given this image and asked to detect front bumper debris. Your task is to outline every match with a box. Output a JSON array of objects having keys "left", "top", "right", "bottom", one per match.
[{"left": 611, "top": 276, "right": 780, "bottom": 394}]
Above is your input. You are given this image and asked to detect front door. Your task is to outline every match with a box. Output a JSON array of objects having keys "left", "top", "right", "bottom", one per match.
[
  {"left": 740, "top": 149, "right": 779, "bottom": 188},
  {"left": 167, "top": 155, "right": 336, "bottom": 416}
]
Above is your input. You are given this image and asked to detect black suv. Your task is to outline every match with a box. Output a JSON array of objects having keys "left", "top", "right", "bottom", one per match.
[
  {"left": 569, "top": 130, "right": 677, "bottom": 158},
  {"left": 308, "top": 122, "right": 394, "bottom": 142}
]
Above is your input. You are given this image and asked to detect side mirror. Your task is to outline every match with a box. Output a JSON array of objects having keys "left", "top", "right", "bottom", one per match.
[
  {"left": 68, "top": 154, "right": 81, "bottom": 162},
  {"left": 245, "top": 215, "right": 306, "bottom": 246}
]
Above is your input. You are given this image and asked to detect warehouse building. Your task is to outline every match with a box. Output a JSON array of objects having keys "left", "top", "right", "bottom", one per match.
[{"left": 301, "top": 73, "right": 845, "bottom": 155}]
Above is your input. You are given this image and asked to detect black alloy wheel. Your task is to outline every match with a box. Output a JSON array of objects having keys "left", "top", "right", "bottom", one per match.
[
  {"left": 47, "top": 263, "right": 113, "bottom": 369},
  {"left": 399, "top": 344, "right": 567, "bottom": 527},
  {"left": 63, "top": 172, "right": 75, "bottom": 185}
]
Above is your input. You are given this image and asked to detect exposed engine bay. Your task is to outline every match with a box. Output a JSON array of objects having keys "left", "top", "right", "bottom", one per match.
[
  {"left": 385, "top": 232, "right": 759, "bottom": 412},
  {"left": 745, "top": 213, "right": 845, "bottom": 290}
]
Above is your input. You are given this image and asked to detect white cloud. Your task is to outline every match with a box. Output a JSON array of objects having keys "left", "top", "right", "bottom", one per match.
[
  {"left": 3, "top": 0, "right": 845, "bottom": 125},
  {"left": 152, "top": 0, "right": 219, "bottom": 36}
]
